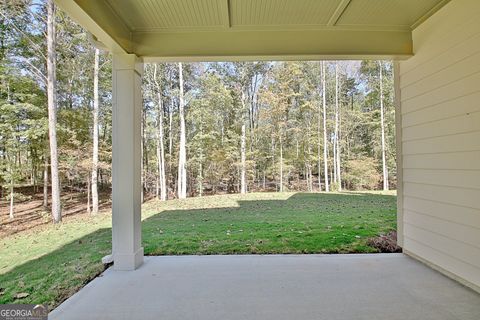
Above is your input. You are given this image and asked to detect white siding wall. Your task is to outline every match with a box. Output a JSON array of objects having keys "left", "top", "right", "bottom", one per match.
[{"left": 399, "top": 0, "right": 480, "bottom": 291}]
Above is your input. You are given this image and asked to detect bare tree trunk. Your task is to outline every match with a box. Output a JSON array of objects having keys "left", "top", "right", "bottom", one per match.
[
  {"left": 47, "top": 0, "right": 61, "bottom": 223},
  {"left": 91, "top": 48, "right": 99, "bottom": 214},
  {"left": 309, "top": 165, "right": 313, "bottom": 192},
  {"left": 86, "top": 175, "right": 91, "bottom": 214},
  {"left": 9, "top": 180, "right": 14, "bottom": 219},
  {"left": 177, "top": 63, "right": 187, "bottom": 199},
  {"left": 333, "top": 119, "right": 337, "bottom": 186},
  {"left": 198, "top": 159, "right": 203, "bottom": 197},
  {"left": 154, "top": 64, "right": 167, "bottom": 201},
  {"left": 141, "top": 105, "right": 149, "bottom": 202},
  {"left": 197, "top": 119, "right": 204, "bottom": 197},
  {"left": 379, "top": 61, "right": 389, "bottom": 190},
  {"left": 279, "top": 136, "right": 283, "bottom": 192},
  {"left": 169, "top": 99, "right": 173, "bottom": 156},
  {"left": 240, "top": 93, "right": 247, "bottom": 194},
  {"left": 334, "top": 62, "right": 342, "bottom": 191},
  {"left": 168, "top": 97, "right": 173, "bottom": 190},
  {"left": 333, "top": 64, "right": 337, "bottom": 185},
  {"left": 329, "top": 147, "right": 333, "bottom": 187},
  {"left": 271, "top": 137, "right": 276, "bottom": 191},
  {"left": 307, "top": 140, "right": 313, "bottom": 192},
  {"left": 30, "top": 153, "right": 36, "bottom": 190},
  {"left": 317, "top": 63, "right": 323, "bottom": 191},
  {"left": 43, "top": 153, "right": 48, "bottom": 208},
  {"left": 336, "top": 132, "right": 342, "bottom": 190},
  {"left": 337, "top": 113, "right": 342, "bottom": 191},
  {"left": 322, "top": 61, "right": 330, "bottom": 192},
  {"left": 240, "top": 123, "right": 246, "bottom": 194}
]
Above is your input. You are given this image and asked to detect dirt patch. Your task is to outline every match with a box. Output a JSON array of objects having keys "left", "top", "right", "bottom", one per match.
[
  {"left": 367, "top": 231, "right": 402, "bottom": 253},
  {"left": 0, "top": 186, "right": 112, "bottom": 239}
]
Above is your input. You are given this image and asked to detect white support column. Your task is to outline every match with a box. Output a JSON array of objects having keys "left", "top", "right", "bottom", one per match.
[
  {"left": 393, "top": 61, "right": 404, "bottom": 248},
  {"left": 112, "top": 53, "right": 144, "bottom": 270}
]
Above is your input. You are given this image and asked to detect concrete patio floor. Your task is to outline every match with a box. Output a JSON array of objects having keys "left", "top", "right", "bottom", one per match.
[{"left": 50, "top": 254, "right": 480, "bottom": 320}]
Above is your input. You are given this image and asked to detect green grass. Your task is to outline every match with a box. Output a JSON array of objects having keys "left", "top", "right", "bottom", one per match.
[{"left": 0, "top": 191, "right": 396, "bottom": 309}]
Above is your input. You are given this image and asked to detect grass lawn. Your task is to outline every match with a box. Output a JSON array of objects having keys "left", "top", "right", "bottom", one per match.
[{"left": 0, "top": 191, "right": 396, "bottom": 309}]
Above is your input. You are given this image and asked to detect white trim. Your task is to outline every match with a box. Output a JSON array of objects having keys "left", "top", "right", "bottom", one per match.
[
  {"left": 327, "top": 0, "right": 352, "bottom": 26},
  {"left": 114, "top": 248, "right": 144, "bottom": 271},
  {"left": 55, "top": 0, "right": 129, "bottom": 53},
  {"left": 394, "top": 61, "right": 404, "bottom": 248},
  {"left": 411, "top": 0, "right": 452, "bottom": 30},
  {"left": 143, "top": 54, "right": 412, "bottom": 63},
  {"left": 112, "top": 53, "right": 144, "bottom": 271}
]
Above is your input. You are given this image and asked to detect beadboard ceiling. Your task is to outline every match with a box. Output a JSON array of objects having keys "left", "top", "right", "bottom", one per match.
[
  {"left": 102, "top": 0, "right": 446, "bottom": 31},
  {"left": 57, "top": 0, "right": 451, "bottom": 60}
]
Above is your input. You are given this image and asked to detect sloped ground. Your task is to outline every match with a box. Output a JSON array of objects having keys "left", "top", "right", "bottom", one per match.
[{"left": 0, "top": 186, "right": 111, "bottom": 238}]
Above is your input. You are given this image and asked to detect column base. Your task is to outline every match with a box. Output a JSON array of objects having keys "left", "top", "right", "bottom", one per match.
[{"left": 113, "top": 247, "right": 144, "bottom": 271}]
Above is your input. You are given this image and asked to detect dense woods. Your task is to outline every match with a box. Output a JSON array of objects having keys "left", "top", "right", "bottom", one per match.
[{"left": 0, "top": 1, "right": 396, "bottom": 222}]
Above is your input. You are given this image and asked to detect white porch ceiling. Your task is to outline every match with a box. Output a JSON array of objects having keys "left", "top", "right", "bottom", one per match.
[{"left": 56, "top": 0, "right": 451, "bottom": 61}]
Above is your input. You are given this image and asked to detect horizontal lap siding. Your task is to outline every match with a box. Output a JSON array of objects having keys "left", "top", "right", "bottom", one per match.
[
  {"left": 403, "top": 169, "right": 480, "bottom": 190},
  {"left": 403, "top": 131, "right": 480, "bottom": 155},
  {"left": 399, "top": 0, "right": 480, "bottom": 290}
]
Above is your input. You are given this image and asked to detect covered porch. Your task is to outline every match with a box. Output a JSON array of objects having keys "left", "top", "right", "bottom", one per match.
[
  {"left": 50, "top": 254, "right": 480, "bottom": 319},
  {"left": 53, "top": 0, "right": 480, "bottom": 316}
]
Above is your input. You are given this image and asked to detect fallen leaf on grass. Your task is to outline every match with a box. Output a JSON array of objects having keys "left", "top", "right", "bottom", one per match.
[{"left": 14, "top": 292, "right": 29, "bottom": 299}]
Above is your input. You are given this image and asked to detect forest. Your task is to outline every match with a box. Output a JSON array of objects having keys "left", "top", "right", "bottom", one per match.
[{"left": 0, "top": 0, "right": 396, "bottom": 223}]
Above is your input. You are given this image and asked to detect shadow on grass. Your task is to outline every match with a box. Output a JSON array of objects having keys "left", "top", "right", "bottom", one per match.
[
  {"left": 0, "top": 227, "right": 112, "bottom": 309},
  {"left": 0, "top": 192, "right": 396, "bottom": 309},
  {"left": 142, "top": 192, "right": 397, "bottom": 255}
]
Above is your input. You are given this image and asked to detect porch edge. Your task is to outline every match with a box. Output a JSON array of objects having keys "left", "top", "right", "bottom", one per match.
[{"left": 404, "top": 249, "right": 480, "bottom": 294}]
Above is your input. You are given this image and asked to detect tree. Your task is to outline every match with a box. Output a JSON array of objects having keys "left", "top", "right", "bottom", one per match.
[
  {"left": 91, "top": 48, "right": 99, "bottom": 213},
  {"left": 0, "top": 103, "right": 23, "bottom": 219},
  {"left": 186, "top": 71, "right": 234, "bottom": 195},
  {"left": 177, "top": 62, "right": 187, "bottom": 199},
  {"left": 240, "top": 91, "right": 247, "bottom": 194},
  {"left": 360, "top": 60, "right": 395, "bottom": 190},
  {"left": 379, "top": 61, "right": 389, "bottom": 190},
  {"left": 0, "top": 1, "right": 49, "bottom": 210},
  {"left": 316, "top": 62, "right": 323, "bottom": 191},
  {"left": 46, "top": 0, "right": 61, "bottom": 223},
  {"left": 1, "top": 8, "right": 399, "bottom": 215},
  {"left": 334, "top": 62, "right": 342, "bottom": 190},
  {"left": 0, "top": 79, "right": 46, "bottom": 220},
  {"left": 322, "top": 61, "right": 329, "bottom": 192},
  {"left": 260, "top": 62, "right": 301, "bottom": 192},
  {"left": 153, "top": 64, "right": 167, "bottom": 201},
  {"left": 43, "top": 153, "right": 48, "bottom": 208}
]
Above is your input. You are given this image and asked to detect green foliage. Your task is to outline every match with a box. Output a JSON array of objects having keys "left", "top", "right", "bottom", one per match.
[
  {"left": 1, "top": 1, "right": 113, "bottom": 198},
  {"left": 139, "top": 60, "right": 397, "bottom": 196},
  {"left": 0, "top": 72, "right": 47, "bottom": 192},
  {"left": 343, "top": 157, "right": 382, "bottom": 190},
  {"left": 1, "top": 0, "right": 397, "bottom": 200},
  {"left": 2, "top": 192, "right": 31, "bottom": 202}
]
